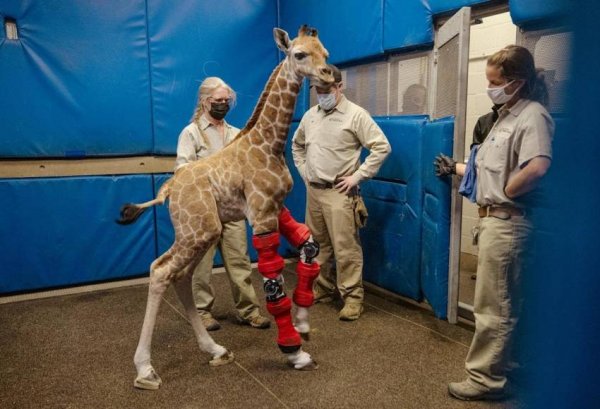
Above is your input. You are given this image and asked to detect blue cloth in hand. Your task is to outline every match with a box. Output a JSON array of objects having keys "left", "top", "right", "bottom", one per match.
[{"left": 459, "top": 145, "right": 479, "bottom": 203}]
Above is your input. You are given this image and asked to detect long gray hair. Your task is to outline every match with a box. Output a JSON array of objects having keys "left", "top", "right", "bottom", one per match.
[{"left": 191, "top": 77, "right": 237, "bottom": 123}]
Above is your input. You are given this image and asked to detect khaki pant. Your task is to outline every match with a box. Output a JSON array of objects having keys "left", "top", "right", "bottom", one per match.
[
  {"left": 191, "top": 219, "right": 261, "bottom": 320},
  {"left": 465, "top": 215, "right": 532, "bottom": 392},
  {"left": 306, "top": 184, "right": 364, "bottom": 304}
]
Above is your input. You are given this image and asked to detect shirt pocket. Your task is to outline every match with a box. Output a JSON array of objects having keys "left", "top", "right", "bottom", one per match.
[
  {"left": 482, "top": 128, "right": 512, "bottom": 173},
  {"left": 194, "top": 139, "right": 210, "bottom": 160}
]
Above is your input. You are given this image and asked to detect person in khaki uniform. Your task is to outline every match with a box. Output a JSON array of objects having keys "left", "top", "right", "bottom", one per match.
[
  {"left": 175, "top": 77, "right": 270, "bottom": 331},
  {"left": 435, "top": 46, "right": 554, "bottom": 401},
  {"left": 292, "top": 64, "right": 391, "bottom": 321}
]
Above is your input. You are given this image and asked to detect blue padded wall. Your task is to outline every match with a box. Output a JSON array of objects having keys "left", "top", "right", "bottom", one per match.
[
  {"left": 282, "top": 122, "right": 307, "bottom": 257},
  {"left": 0, "top": 175, "right": 156, "bottom": 294},
  {"left": 428, "top": 0, "right": 491, "bottom": 15},
  {"left": 0, "top": 1, "right": 153, "bottom": 158},
  {"left": 523, "top": 1, "right": 598, "bottom": 404},
  {"left": 420, "top": 117, "right": 454, "bottom": 318},
  {"left": 292, "top": 79, "right": 311, "bottom": 122},
  {"left": 279, "top": 0, "right": 384, "bottom": 65},
  {"left": 383, "top": 0, "right": 433, "bottom": 52},
  {"left": 148, "top": 0, "right": 278, "bottom": 154},
  {"left": 361, "top": 117, "right": 427, "bottom": 301},
  {"left": 509, "top": 0, "right": 569, "bottom": 29}
]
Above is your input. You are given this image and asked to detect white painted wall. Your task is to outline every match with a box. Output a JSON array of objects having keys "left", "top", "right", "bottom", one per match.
[{"left": 461, "top": 12, "right": 517, "bottom": 255}]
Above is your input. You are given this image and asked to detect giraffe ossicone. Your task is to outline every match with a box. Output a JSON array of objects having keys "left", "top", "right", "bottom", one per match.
[{"left": 117, "top": 25, "right": 333, "bottom": 390}]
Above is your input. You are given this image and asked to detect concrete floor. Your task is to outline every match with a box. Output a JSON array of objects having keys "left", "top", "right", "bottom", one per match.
[{"left": 0, "top": 264, "right": 524, "bottom": 409}]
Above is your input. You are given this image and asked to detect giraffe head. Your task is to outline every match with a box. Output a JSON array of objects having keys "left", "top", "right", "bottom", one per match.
[{"left": 273, "top": 25, "right": 333, "bottom": 87}]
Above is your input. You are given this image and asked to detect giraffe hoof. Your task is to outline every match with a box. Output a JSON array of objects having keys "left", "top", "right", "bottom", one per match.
[
  {"left": 295, "top": 359, "right": 318, "bottom": 371},
  {"left": 133, "top": 368, "right": 162, "bottom": 390},
  {"left": 209, "top": 350, "right": 235, "bottom": 367}
]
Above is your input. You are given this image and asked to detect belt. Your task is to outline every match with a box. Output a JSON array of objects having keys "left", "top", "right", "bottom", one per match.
[
  {"left": 309, "top": 181, "right": 335, "bottom": 189},
  {"left": 478, "top": 206, "right": 525, "bottom": 219}
]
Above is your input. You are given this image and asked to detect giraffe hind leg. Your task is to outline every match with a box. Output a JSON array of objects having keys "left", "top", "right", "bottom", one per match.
[
  {"left": 172, "top": 270, "right": 234, "bottom": 366},
  {"left": 133, "top": 256, "right": 171, "bottom": 390},
  {"left": 133, "top": 240, "right": 214, "bottom": 390}
]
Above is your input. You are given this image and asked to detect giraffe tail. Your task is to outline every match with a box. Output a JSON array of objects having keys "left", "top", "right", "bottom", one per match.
[{"left": 116, "top": 178, "right": 173, "bottom": 225}]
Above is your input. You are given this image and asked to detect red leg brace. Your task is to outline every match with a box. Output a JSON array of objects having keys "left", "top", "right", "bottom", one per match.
[
  {"left": 278, "top": 207, "right": 311, "bottom": 248},
  {"left": 278, "top": 207, "right": 321, "bottom": 308},
  {"left": 293, "top": 261, "right": 320, "bottom": 307},
  {"left": 252, "top": 232, "right": 285, "bottom": 279},
  {"left": 252, "top": 232, "right": 301, "bottom": 352},
  {"left": 266, "top": 296, "right": 301, "bottom": 351}
]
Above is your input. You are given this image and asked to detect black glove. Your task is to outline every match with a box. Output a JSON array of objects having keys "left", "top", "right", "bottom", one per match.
[{"left": 434, "top": 154, "right": 456, "bottom": 176}]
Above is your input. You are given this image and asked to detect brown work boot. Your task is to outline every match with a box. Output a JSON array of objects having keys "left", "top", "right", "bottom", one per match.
[
  {"left": 448, "top": 380, "right": 505, "bottom": 401},
  {"left": 313, "top": 286, "right": 334, "bottom": 304},
  {"left": 339, "top": 303, "right": 363, "bottom": 321},
  {"left": 237, "top": 314, "right": 271, "bottom": 329},
  {"left": 198, "top": 311, "right": 221, "bottom": 331}
]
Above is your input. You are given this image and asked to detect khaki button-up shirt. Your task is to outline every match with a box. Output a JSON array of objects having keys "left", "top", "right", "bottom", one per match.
[
  {"left": 174, "top": 115, "right": 239, "bottom": 171},
  {"left": 292, "top": 95, "right": 391, "bottom": 184},
  {"left": 476, "top": 98, "right": 554, "bottom": 207}
]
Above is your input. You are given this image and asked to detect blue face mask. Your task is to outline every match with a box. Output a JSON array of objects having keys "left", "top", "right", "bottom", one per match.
[{"left": 317, "top": 92, "right": 337, "bottom": 111}]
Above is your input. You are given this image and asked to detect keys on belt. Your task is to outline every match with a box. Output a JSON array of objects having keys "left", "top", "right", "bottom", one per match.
[{"left": 478, "top": 206, "right": 525, "bottom": 220}]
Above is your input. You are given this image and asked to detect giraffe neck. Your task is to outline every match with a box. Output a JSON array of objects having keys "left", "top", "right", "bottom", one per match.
[{"left": 251, "top": 59, "right": 302, "bottom": 155}]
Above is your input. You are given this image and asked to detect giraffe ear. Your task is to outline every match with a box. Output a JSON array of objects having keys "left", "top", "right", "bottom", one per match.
[{"left": 273, "top": 28, "right": 290, "bottom": 54}]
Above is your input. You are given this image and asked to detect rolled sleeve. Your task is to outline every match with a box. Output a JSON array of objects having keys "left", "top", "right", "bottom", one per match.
[
  {"left": 353, "top": 113, "right": 391, "bottom": 182},
  {"left": 517, "top": 110, "right": 554, "bottom": 168}
]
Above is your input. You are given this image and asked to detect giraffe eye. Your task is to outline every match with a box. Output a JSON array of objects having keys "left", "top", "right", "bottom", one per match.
[{"left": 294, "top": 52, "right": 307, "bottom": 60}]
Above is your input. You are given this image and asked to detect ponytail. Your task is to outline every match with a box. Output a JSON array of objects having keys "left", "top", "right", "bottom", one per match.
[
  {"left": 527, "top": 69, "right": 549, "bottom": 106},
  {"left": 487, "top": 45, "right": 549, "bottom": 106}
]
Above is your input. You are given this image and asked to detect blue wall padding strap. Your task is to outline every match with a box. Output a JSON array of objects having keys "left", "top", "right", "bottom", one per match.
[
  {"left": 148, "top": 0, "right": 278, "bottom": 154},
  {"left": 383, "top": 0, "right": 433, "bottom": 51},
  {"left": 0, "top": 2, "right": 153, "bottom": 158},
  {"left": 360, "top": 117, "right": 427, "bottom": 300},
  {"left": 0, "top": 175, "right": 156, "bottom": 294},
  {"left": 428, "top": 0, "right": 491, "bottom": 15},
  {"left": 420, "top": 117, "right": 454, "bottom": 318},
  {"left": 509, "top": 0, "right": 569, "bottom": 29},
  {"left": 279, "top": 0, "right": 384, "bottom": 65}
]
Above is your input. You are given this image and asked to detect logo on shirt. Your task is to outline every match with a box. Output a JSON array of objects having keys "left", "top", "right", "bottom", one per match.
[{"left": 328, "top": 118, "right": 343, "bottom": 123}]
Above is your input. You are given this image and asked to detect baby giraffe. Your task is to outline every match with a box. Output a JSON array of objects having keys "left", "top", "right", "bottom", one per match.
[{"left": 117, "top": 26, "right": 333, "bottom": 390}]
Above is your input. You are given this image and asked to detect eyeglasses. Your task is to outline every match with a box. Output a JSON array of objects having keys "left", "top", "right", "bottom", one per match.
[{"left": 209, "top": 97, "right": 232, "bottom": 104}]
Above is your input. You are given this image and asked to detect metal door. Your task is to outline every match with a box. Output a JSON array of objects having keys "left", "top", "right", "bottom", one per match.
[{"left": 429, "top": 7, "right": 471, "bottom": 324}]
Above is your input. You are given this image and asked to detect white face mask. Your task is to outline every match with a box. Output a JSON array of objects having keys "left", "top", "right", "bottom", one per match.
[
  {"left": 486, "top": 80, "right": 522, "bottom": 104},
  {"left": 317, "top": 92, "right": 337, "bottom": 111}
]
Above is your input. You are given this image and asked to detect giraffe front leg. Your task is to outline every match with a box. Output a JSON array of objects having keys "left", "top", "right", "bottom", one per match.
[
  {"left": 277, "top": 207, "right": 321, "bottom": 340},
  {"left": 292, "top": 261, "right": 320, "bottom": 340},
  {"left": 133, "top": 276, "right": 168, "bottom": 390},
  {"left": 252, "top": 231, "right": 317, "bottom": 370},
  {"left": 172, "top": 272, "right": 234, "bottom": 367}
]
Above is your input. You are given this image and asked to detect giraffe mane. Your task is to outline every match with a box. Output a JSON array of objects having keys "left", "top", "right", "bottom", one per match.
[{"left": 233, "top": 61, "right": 284, "bottom": 141}]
